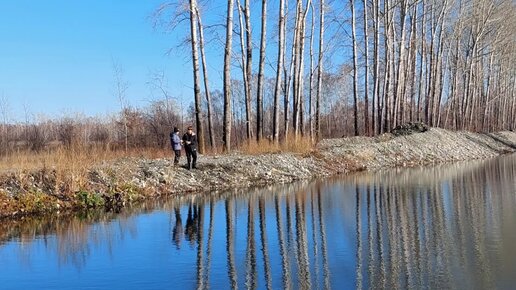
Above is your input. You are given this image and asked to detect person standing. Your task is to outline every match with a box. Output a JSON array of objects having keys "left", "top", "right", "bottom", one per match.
[
  {"left": 170, "top": 127, "right": 182, "bottom": 166},
  {"left": 182, "top": 126, "right": 198, "bottom": 170}
]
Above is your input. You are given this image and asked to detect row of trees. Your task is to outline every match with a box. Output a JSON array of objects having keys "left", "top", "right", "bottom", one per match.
[
  {"left": 0, "top": 68, "right": 358, "bottom": 155},
  {"left": 163, "top": 0, "right": 515, "bottom": 153},
  {"left": 2, "top": 0, "right": 514, "bottom": 155},
  {"left": 0, "top": 99, "right": 182, "bottom": 155}
]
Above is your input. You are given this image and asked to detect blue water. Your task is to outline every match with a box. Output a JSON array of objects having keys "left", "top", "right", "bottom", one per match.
[{"left": 1, "top": 155, "right": 515, "bottom": 289}]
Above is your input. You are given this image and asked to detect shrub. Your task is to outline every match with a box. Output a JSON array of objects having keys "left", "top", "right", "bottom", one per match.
[{"left": 75, "top": 191, "right": 105, "bottom": 209}]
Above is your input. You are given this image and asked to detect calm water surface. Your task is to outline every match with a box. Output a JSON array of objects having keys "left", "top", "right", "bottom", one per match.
[{"left": 1, "top": 155, "right": 516, "bottom": 290}]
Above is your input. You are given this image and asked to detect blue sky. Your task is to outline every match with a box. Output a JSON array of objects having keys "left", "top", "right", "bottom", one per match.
[
  {"left": 0, "top": 0, "right": 349, "bottom": 122},
  {"left": 0, "top": 0, "right": 200, "bottom": 121}
]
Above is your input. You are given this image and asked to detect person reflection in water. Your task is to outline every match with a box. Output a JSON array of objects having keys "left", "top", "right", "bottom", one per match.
[
  {"left": 172, "top": 206, "right": 184, "bottom": 249},
  {"left": 185, "top": 203, "right": 199, "bottom": 246}
]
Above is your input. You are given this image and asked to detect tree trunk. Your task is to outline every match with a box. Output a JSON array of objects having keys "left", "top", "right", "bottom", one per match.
[
  {"left": 417, "top": 0, "right": 426, "bottom": 123},
  {"left": 273, "top": 0, "right": 285, "bottom": 143},
  {"left": 351, "top": 0, "right": 359, "bottom": 136},
  {"left": 195, "top": 7, "right": 216, "bottom": 151},
  {"left": 292, "top": 0, "right": 302, "bottom": 137},
  {"left": 291, "top": 0, "right": 311, "bottom": 138},
  {"left": 393, "top": 0, "right": 408, "bottom": 128},
  {"left": 297, "top": 0, "right": 311, "bottom": 137},
  {"left": 189, "top": 0, "right": 205, "bottom": 154},
  {"left": 408, "top": 5, "right": 417, "bottom": 122},
  {"left": 315, "top": 0, "right": 324, "bottom": 141},
  {"left": 256, "top": 0, "right": 267, "bottom": 141},
  {"left": 373, "top": 0, "right": 381, "bottom": 135},
  {"left": 236, "top": 0, "right": 253, "bottom": 141},
  {"left": 244, "top": 0, "right": 253, "bottom": 140},
  {"left": 308, "top": 1, "right": 316, "bottom": 141},
  {"left": 223, "top": 0, "right": 234, "bottom": 152},
  {"left": 363, "top": 0, "right": 370, "bottom": 135}
]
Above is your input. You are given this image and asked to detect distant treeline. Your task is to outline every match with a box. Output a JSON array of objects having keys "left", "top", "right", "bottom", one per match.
[{"left": 0, "top": 99, "right": 182, "bottom": 155}]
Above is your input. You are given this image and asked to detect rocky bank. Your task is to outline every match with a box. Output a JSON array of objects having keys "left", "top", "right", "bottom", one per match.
[{"left": 1, "top": 126, "right": 516, "bottom": 218}]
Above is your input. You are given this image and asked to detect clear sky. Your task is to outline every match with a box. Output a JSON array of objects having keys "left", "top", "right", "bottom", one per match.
[
  {"left": 0, "top": 0, "right": 201, "bottom": 122},
  {"left": 0, "top": 1, "right": 348, "bottom": 122}
]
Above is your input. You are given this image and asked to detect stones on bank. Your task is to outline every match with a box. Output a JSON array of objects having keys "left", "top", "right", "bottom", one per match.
[{"left": 1, "top": 127, "right": 516, "bottom": 219}]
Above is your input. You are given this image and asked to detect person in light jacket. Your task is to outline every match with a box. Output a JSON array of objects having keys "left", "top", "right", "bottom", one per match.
[{"left": 170, "top": 127, "right": 182, "bottom": 166}]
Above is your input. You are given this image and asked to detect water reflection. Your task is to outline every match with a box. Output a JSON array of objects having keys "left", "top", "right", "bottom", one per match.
[
  {"left": 348, "top": 155, "right": 516, "bottom": 289},
  {"left": 245, "top": 197, "right": 257, "bottom": 289},
  {"left": 1, "top": 155, "right": 515, "bottom": 289},
  {"left": 172, "top": 206, "right": 183, "bottom": 249},
  {"left": 0, "top": 205, "right": 147, "bottom": 270}
]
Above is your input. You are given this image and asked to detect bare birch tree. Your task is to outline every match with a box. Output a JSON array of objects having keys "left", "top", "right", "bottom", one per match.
[
  {"left": 315, "top": 0, "right": 324, "bottom": 141},
  {"left": 273, "top": 0, "right": 286, "bottom": 143},
  {"left": 188, "top": 0, "right": 205, "bottom": 153},
  {"left": 223, "top": 0, "right": 234, "bottom": 152},
  {"left": 351, "top": 0, "right": 359, "bottom": 136},
  {"left": 195, "top": 6, "right": 216, "bottom": 150},
  {"left": 237, "top": 0, "right": 253, "bottom": 141},
  {"left": 256, "top": 0, "right": 267, "bottom": 141}
]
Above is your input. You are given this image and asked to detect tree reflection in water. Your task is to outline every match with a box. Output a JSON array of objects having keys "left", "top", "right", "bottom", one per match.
[
  {"left": 350, "top": 155, "right": 516, "bottom": 289},
  {"left": 1, "top": 155, "right": 515, "bottom": 289},
  {"left": 0, "top": 206, "right": 145, "bottom": 270}
]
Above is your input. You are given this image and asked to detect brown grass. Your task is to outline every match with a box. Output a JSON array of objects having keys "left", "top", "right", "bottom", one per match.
[
  {"left": 0, "top": 145, "right": 171, "bottom": 194},
  {"left": 237, "top": 134, "right": 316, "bottom": 155},
  {"left": 0, "top": 145, "right": 170, "bottom": 172}
]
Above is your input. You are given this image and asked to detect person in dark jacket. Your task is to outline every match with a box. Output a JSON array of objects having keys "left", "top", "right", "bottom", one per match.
[
  {"left": 170, "top": 127, "right": 182, "bottom": 166},
  {"left": 182, "top": 126, "right": 198, "bottom": 170}
]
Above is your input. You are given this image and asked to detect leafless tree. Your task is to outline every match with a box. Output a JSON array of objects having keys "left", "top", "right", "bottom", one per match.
[
  {"left": 195, "top": 6, "right": 216, "bottom": 151},
  {"left": 188, "top": 0, "right": 206, "bottom": 154},
  {"left": 112, "top": 60, "right": 129, "bottom": 152},
  {"left": 223, "top": 0, "right": 235, "bottom": 152},
  {"left": 256, "top": 0, "right": 267, "bottom": 141}
]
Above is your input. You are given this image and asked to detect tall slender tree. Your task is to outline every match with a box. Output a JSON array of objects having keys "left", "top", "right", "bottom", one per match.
[
  {"left": 273, "top": 0, "right": 286, "bottom": 143},
  {"left": 315, "top": 0, "right": 324, "bottom": 141},
  {"left": 256, "top": 0, "right": 267, "bottom": 141},
  {"left": 351, "top": 0, "right": 359, "bottom": 136},
  {"left": 195, "top": 6, "right": 216, "bottom": 150},
  {"left": 363, "top": 0, "right": 370, "bottom": 135},
  {"left": 309, "top": 1, "right": 316, "bottom": 141},
  {"left": 223, "top": 0, "right": 234, "bottom": 152},
  {"left": 188, "top": 0, "right": 205, "bottom": 153},
  {"left": 236, "top": 0, "right": 253, "bottom": 141}
]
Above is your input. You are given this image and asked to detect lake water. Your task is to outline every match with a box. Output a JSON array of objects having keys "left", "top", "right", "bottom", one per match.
[{"left": 1, "top": 155, "right": 515, "bottom": 290}]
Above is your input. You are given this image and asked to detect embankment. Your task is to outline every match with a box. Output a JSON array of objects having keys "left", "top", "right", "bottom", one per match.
[{"left": 1, "top": 127, "right": 516, "bottom": 218}]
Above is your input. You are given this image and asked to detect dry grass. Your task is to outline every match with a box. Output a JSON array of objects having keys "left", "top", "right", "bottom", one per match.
[
  {"left": 0, "top": 145, "right": 170, "bottom": 172},
  {"left": 0, "top": 146, "right": 170, "bottom": 190},
  {"left": 0, "top": 145, "right": 171, "bottom": 193},
  {"left": 237, "top": 134, "right": 316, "bottom": 155}
]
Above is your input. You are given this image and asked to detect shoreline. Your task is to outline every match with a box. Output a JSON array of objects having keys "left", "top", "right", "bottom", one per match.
[{"left": 1, "top": 127, "right": 515, "bottom": 219}]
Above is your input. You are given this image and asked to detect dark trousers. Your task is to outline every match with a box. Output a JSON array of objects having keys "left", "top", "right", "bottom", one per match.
[
  {"left": 186, "top": 149, "right": 197, "bottom": 169},
  {"left": 174, "top": 150, "right": 181, "bottom": 165}
]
